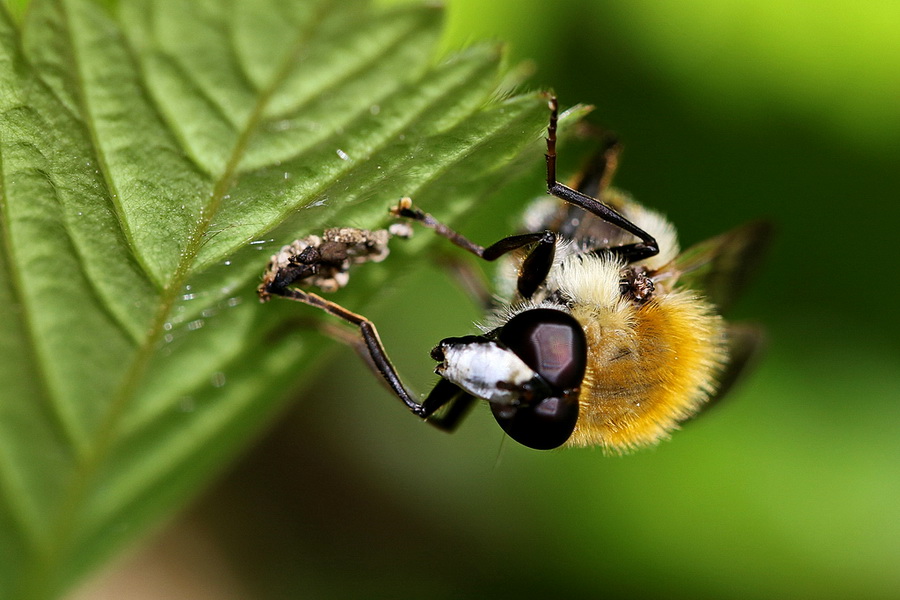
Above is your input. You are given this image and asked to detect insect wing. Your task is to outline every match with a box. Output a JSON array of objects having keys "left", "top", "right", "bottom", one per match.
[
  {"left": 668, "top": 220, "right": 774, "bottom": 313},
  {"left": 550, "top": 142, "right": 630, "bottom": 245},
  {"left": 569, "top": 137, "right": 621, "bottom": 200},
  {"left": 709, "top": 323, "right": 766, "bottom": 409}
]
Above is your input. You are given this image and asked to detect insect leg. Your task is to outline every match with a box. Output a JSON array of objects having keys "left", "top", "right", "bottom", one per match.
[
  {"left": 545, "top": 95, "right": 660, "bottom": 263},
  {"left": 419, "top": 379, "right": 477, "bottom": 432},
  {"left": 266, "top": 286, "right": 451, "bottom": 419},
  {"left": 391, "top": 198, "right": 547, "bottom": 260},
  {"left": 391, "top": 198, "right": 556, "bottom": 298}
]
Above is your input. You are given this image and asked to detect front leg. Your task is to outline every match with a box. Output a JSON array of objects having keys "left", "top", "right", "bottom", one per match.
[
  {"left": 258, "top": 224, "right": 463, "bottom": 423},
  {"left": 262, "top": 285, "right": 465, "bottom": 422}
]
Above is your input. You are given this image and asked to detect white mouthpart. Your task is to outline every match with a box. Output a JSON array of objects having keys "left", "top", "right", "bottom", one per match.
[{"left": 436, "top": 340, "right": 536, "bottom": 405}]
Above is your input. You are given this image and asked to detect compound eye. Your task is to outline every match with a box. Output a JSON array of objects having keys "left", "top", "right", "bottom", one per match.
[
  {"left": 491, "top": 309, "right": 587, "bottom": 449},
  {"left": 498, "top": 308, "right": 587, "bottom": 391},
  {"left": 491, "top": 394, "right": 579, "bottom": 450}
]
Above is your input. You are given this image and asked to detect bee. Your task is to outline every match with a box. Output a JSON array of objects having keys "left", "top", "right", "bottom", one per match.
[{"left": 258, "top": 96, "right": 772, "bottom": 452}]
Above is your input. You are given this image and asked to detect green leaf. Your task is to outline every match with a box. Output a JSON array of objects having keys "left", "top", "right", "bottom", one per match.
[{"left": 0, "top": 0, "right": 553, "bottom": 596}]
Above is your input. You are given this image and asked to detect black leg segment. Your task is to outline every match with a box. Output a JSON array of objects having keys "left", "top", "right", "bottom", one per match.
[
  {"left": 545, "top": 95, "right": 659, "bottom": 263},
  {"left": 265, "top": 286, "right": 445, "bottom": 419},
  {"left": 420, "top": 379, "right": 477, "bottom": 432},
  {"left": 392, "top": 198, "right": 557, "bottom": 299}
]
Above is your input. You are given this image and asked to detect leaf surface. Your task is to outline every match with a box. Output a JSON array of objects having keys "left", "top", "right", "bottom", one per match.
[{"left": 0, "top": 0, "right": 552, "bottom": 596}]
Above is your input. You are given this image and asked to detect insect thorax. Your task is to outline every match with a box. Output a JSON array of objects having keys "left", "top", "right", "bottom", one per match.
[{"left": 559, "top": 254, "right": 727, "bottom": 451}]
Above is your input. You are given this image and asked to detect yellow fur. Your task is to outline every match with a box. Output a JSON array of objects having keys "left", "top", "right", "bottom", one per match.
[{"left": 565, "top": 286, "right": 726, "bottom": 453}]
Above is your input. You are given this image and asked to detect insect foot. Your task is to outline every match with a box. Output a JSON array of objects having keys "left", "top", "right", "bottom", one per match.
[{"left": 258, "top": 223, "right": 412, "bottom": 301}]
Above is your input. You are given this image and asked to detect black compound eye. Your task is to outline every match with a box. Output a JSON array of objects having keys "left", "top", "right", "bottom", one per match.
[
  {"left": 498, "top": 308, "right": 587, "bottom": 391},
  {"left": 491, "top": 394, "right": 579, "bottom": 450},
  {"left": 490, "top": 309, "right": 588, "bottom": 450}
]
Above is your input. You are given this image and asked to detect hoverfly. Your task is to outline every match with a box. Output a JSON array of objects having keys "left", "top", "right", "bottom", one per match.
[{"left": 258, "top": 96, "right": 772, "bottom": 452}]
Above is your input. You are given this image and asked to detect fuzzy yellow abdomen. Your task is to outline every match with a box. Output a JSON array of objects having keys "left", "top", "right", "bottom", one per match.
[{"left": 566, "top": 291, "right": 726, "bottom": 452}]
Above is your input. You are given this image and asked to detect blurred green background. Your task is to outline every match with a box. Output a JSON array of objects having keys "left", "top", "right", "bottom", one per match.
[{"left": 76, "top": 1, "right": 899, "bottom": 598}]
